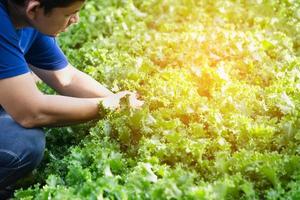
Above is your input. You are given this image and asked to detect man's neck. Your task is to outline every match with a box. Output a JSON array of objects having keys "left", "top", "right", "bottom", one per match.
[{"left": 6, "top": 1, "right": 30, "bottom": 29}]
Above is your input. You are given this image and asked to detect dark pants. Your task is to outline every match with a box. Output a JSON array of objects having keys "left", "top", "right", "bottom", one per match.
[{"left": 0, "top": 107, "right": 45, "bottom": 189}]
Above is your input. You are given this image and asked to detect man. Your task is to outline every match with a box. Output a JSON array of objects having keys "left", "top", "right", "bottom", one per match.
[{"left": 0, "top": 0, "right": 143, "bottom": 198}]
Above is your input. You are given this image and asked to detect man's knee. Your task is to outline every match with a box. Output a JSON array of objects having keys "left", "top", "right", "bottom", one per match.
[
  {"left": 20, "top": 128, "right": 46, "bottom": 170},
  {"left": 0, "top": 128, "right": 46, "bottom": 188},
  {"left": 0, "top": 111, "right": 46, "bottom": 188}
]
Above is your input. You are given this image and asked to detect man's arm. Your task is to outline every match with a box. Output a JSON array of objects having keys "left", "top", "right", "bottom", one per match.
[
  {"left": 0, "top": 73, "right": 105, "bottom": 128},
  {"left": 29, "top": 63, "right": 113, "bottom": 98}
]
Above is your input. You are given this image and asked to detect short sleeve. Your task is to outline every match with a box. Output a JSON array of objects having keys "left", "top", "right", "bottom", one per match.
[
  {"left": 25, "top": 32, "right": 68, "bottom": 70},
  {"left": 0, "top": 18, "right": 29, "bottom": 79}
]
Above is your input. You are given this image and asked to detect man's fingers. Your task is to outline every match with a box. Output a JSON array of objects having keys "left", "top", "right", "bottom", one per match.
[
  {"left": 129, "top": 94, "right": 144, "bottom": 108},
  {"left": 102, "top": 96, "right": 120, "bottom": 110},
  {"left": 112, "top": 91, "right": 144, "bottom": 109}
]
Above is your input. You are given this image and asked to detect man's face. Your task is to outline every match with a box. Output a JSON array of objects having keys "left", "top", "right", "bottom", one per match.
[{"left": 28, "top": 1, "right": 84, "bottom": 37}]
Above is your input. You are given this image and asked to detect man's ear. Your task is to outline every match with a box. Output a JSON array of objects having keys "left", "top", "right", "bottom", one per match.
[{"left": 25, "top": 0, "right": 42, "bottom": 20}]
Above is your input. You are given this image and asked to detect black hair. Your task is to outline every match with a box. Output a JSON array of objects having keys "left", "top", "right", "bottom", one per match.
[{"left": 11, "top": 0, "right": 84, "bottom": 13}]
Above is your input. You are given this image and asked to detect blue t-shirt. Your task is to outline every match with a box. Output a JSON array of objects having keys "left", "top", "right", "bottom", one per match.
[{"left": 0, "top": 0, "right": 68, "bottom": 79}]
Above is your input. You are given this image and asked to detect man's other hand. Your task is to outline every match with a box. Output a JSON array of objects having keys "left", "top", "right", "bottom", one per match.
[{"left": 102, "top": 91, "right": 144, "bottom": 110}]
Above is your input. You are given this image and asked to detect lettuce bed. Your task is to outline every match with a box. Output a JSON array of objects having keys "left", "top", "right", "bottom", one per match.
[{"left": 15, "top": 0, "right": 300, "bottom": 199}]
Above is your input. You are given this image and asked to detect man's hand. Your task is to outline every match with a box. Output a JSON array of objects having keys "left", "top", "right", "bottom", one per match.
[
  {"left": 101, "top": 91, "right": 144, "bottom": 110},
  {"left": 128, "top": 93, "right": 144, "bottom": 109}
]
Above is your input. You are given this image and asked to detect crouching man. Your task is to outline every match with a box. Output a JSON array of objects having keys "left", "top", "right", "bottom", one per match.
[{"left": 0, "top": 0, "right": 143, "bottom": 198}]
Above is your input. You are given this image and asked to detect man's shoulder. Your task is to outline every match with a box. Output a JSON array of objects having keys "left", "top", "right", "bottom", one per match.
[
  {"left": 0, "top": 0, "right": 10, "bottom": 21},
  {"left": 0, "top": 0, "right": 6, "bottom": 11},
  {"left": 0, "top": 2, "right": 38, "bottom": 53},
  {"left": 0, "top": 0, "right": 18, "bottom": 41},
  {"left": 0, "top": 0, "right": 42, "bottom": 42}
]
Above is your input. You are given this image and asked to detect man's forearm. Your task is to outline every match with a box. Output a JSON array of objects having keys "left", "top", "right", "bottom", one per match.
[{"left": 21, "top": 94, "right": 103, "bottom": 128}]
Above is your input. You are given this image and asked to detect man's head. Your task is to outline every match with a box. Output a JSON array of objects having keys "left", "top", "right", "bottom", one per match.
[{"left": 9, "top": 0, "right": 85, "bottom": 37}]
